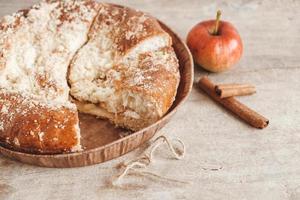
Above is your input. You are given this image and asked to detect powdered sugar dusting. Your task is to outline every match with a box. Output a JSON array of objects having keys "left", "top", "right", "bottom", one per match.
[
  {"left": 0, "top": 0, "right": 98, "bottom": 106},
  {"left": 1, "top": 105, "right": 8, "bottom": 114},
  {"left": 69, "top": 3, "right": 179, "bottom": 130},
  {"left": 38, "top": 132, "right": 45, "bottom": 141},
  {"left": 0, "top": 0, "right": 99, "bottom": 152},
  {"left": 0, "top": 1, "right": 180, "bottom": 151}
]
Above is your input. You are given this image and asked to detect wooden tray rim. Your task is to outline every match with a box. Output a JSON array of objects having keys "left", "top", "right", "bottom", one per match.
[{"left": 0, "top": 12, "right": 194, "bottom": 163}]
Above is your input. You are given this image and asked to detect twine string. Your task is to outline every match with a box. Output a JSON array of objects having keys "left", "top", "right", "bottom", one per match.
[{"left": 112, "top": 135, "right": 186, "bottom": 186}]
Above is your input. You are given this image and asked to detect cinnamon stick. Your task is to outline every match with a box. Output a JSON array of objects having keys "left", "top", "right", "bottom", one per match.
[
  {"left": 215, "top": 84, "right": 256, "bottom": 98},
  {"left": 198, "top": 77, "right": 269, "bottom": 129}
]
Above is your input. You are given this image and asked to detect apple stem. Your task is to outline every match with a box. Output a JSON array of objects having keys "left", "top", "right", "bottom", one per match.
[{"left": 213, "top": 10, "right": 222, "bottom": 35}]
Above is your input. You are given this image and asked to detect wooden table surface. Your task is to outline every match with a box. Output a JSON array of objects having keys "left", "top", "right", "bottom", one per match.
[{"left": 1, "top": 0, "right": 300, "bottom": 199}]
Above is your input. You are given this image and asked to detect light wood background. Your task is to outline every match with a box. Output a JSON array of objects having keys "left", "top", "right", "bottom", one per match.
[{"left": 0, "top": 0, "right": 300, "bottom": 199}]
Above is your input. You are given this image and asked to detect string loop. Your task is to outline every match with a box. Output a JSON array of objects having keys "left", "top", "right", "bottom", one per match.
[{"left": 112, "top": 135, "right": 186, "bottom": 186}]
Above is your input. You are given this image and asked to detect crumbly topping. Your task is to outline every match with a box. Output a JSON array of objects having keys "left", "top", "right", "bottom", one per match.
[
  {"left": 0, "top": 1, "right": 180, "bottom": 151},
  {"left": 38, "top": 132, "right": 45, "bottom": 141},
  {"left": 0, "top": 0, "right": 98, "bottom": 108},
  {"left": 29, "top": 131, "right": 35, "bottom": 136},
  {"left": 124, "top": 110, "right": 140, "bottom": 119},
  {"left": 13, "top": 137, "right": 20, "bottom": 146},
  {"left": 0, "top": 105, "right": 8, "bottom": 114},
  {"left": 0, "top": 1, "right": 100, "bottom": 148},
  {"left": 69, "top": 3, "right": 178, "bottom": 119}
]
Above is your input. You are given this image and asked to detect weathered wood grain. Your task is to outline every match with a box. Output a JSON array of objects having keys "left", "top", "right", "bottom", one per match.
[{"left": 1, "top": 0, "right": 300, "bottom": 199}]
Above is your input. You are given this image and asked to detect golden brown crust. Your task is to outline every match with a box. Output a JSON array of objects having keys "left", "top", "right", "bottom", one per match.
[
  {"left": 123, "top": 47, "right": 179, "bottom": 113},
  {"left": 0, "top": 92, "right": 80, "bottom": 154},
  {"left": 115, "top": 47, "right": 179, "bottom": 115},
  {"left": 73, "top": 46, "right": 180, "bottom": 131},
  {"left": 89, "top": 3, "right": 171, "bottom": 56},
  {"left": 68, "top": 3, "right": 180, "bottom": 132},
  {"left": 0, "top": 0, "right": 99, "bottom": 154},
  {"left": 0, "top": 1, "right": 179, "bottom": 154},
  {"left": 55, "top": 0, "right": 99, "bottom": 26}
]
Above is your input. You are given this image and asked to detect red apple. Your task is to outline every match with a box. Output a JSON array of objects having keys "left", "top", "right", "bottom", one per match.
[{"left": 187, "top": 11, "right": 243, "bottom": 72}]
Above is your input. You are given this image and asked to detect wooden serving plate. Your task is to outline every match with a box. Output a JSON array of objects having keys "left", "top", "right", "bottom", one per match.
[{"left": 0, "top": 19, "right": 194, "bottom": 168}]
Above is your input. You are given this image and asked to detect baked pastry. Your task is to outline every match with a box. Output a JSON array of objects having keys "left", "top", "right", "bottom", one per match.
[
  {"left": 0, "top": 0, "right": 99, "bottom": 153},
  {"left": 69, "top": 3, "right": 179, "bottom": 131},
  {"left": 0, "top": 1, "right": 180, "bottom": 154}
]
